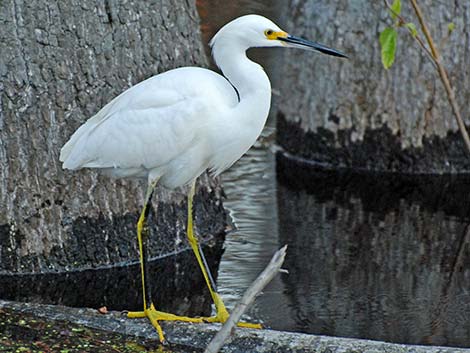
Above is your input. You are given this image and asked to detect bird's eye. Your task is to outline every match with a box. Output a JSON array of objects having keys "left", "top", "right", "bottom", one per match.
[{"left": 265, "top": 29, "right": 274, "bottom": 37}]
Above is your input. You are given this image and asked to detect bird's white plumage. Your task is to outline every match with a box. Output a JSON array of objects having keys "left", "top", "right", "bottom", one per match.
[
  {"left": 61, "top": 67, "right": 242, "bottom": 187},
  {"left": 58, "top": 14, "right": 346, "bottom": 341},
  {"left": 60, "top": 15, "right": 311, "bottom": 188}
]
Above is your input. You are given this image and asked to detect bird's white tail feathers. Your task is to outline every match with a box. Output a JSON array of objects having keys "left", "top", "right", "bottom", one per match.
[
  {"left": 60, "top": 122, "right": 94, "bottom": 169},
  {"left": 60, "top": 114, "right": 109, "bottom": 169},
  {"left": 60, "top": 95, "right": 120, "bottom": 169}
]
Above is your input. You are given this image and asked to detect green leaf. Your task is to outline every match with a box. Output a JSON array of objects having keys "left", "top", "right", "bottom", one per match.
[
  {"left": 405, "top": 22, "right": 418, "bottom": 37},
  {"left": 448, "top": 22, "right": 455, "bottom": 33},
  {"left": 390, "top": 0, "right": 401, "bottom": 20},
  {"left": 379, "top": 27, "right": 397, "bottom": 69}
]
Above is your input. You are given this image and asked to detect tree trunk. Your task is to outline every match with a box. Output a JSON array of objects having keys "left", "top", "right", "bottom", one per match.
[
  {"left": 0, "top": 0, "right": 226, "bottom": 276},
  {"left": 276, "top": 0, "right": 470, "bottom": 173}
]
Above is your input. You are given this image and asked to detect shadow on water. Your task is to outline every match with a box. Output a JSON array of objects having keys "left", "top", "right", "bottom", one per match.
[
  {"left": 275, "top": 153, "right": 470, "bottom": 347},
  {"left": 0, "top": 246, "right": 221, "bottom": 317}
]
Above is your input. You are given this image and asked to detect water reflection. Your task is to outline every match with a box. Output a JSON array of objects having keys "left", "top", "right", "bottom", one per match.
[
  {"left": 218, "top": 128, "right": 296, "bottom": 328},
  {"left": 197, "top": 0, "right": 292, "bottom": 327},
  {"left": 275, "top": 153, "right": 470, "bottom": 347},
  {"left": 220, "top": 138, "right": 470, "bottom": 347}
]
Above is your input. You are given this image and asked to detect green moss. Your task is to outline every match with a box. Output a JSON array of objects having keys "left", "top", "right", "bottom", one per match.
[{"left": 0, "top": 308, "right": 199, "bottom": 353}]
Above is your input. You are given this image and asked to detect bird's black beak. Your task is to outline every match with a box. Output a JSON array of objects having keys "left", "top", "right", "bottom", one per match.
[{"left": 278, "top": 35, "right": 348, "bottom": 58}]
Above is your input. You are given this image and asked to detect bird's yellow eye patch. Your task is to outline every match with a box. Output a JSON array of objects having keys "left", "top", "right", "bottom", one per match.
[{"left": 264, "top": 29, "right": 288, "bottom": 40}]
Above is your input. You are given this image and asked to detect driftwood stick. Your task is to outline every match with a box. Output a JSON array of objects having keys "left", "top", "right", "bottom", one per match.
[{"left": 204, "top": 245, "right": 288, "bottom": 353}]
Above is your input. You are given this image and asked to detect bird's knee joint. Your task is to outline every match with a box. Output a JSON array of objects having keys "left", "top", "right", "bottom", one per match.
[
  {"left": 137, "top": 218, "right": 147, "bottom": 237},
  {"left": 188, "top": 236, "right": 197, "bottom": 248}
]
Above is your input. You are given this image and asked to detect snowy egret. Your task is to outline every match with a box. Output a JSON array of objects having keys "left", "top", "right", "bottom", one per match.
[{"left": 60, "top": 14, "right": 346, "bottom": 341}]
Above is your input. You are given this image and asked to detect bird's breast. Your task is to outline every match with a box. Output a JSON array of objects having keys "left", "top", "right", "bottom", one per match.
[{"left": 208, "top": 116, "right": 266, "bottom": 176}]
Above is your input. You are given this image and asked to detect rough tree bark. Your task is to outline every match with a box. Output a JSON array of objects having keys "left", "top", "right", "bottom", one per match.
[
  {"left": 0, "top": 0, "right": 227, "bottom": 277},
  {"left": 276, "top": 0, "right": 470, "bottom": 173}
]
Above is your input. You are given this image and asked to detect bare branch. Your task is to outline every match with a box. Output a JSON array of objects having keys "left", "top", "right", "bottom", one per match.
[
  {"left": 409, "top": 0, "right": 470, "bottom": 152},
  {"left": 204, "top": 245, "right": 288, "bottom": 353}
]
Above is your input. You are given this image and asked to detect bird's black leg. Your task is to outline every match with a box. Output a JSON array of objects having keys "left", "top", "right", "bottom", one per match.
[{"left": 140, "top": 191, "right": 154, "bottom": 310}]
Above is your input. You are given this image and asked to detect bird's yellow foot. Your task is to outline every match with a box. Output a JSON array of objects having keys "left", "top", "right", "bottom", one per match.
[
  {"left": 201, "top": 293, "right": 262, "bottom": 329},
  {"left": 128, "top": 303, "right": 204, "bottom": 342}
]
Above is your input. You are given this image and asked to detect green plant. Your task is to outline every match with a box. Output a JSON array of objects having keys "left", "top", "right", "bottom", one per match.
[{"left": 379, "top": 0, "right": 470, "bottom": 152}]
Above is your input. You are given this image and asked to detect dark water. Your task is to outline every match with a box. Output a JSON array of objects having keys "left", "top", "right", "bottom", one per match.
[
  {"left": 276, "top": 155, "right": 470, "bottom": 347},
  {"left": 220, "top": 141, "right": 470, "bottom": 348}
]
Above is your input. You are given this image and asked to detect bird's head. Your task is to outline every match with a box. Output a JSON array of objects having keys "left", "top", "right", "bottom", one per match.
[{"left": 210, "top": 14, "right": 347, "bottom": 58}]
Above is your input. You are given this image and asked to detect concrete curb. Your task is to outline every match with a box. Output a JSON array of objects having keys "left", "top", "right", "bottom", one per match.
[{"left": 1, "top": 300, "right": 469, "bottom": 353}]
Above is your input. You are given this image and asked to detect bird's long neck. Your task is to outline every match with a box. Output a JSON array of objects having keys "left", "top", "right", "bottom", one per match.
[{"left": 212, "top": 40, "right": 272, "bottom": 126}]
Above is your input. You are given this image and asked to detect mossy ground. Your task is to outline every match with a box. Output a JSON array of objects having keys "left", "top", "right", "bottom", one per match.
[{"left": 0, "top": 308, "right": 200, "bottom": 353}]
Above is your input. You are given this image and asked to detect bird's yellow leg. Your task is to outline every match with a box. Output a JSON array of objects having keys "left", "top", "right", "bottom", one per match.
[
  {"left": 127, "top": 179, "right": 204, "bottom": 342},
  {"left": 186, "top": 181, "right": 261, "bottom": 329}
]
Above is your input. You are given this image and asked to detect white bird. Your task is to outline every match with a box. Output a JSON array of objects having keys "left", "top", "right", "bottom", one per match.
[{"left": 60, "top": 14, "right": 346, "bottom": 341}]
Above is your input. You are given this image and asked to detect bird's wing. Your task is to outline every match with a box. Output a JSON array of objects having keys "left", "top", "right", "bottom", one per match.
[{"left": 60, "top": 68, "right": 237, "bottom": 171}]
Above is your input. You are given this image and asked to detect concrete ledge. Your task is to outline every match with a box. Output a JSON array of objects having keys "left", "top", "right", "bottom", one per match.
[{"left": 1, "top": 300, "right": 469, "bottom": 353}]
